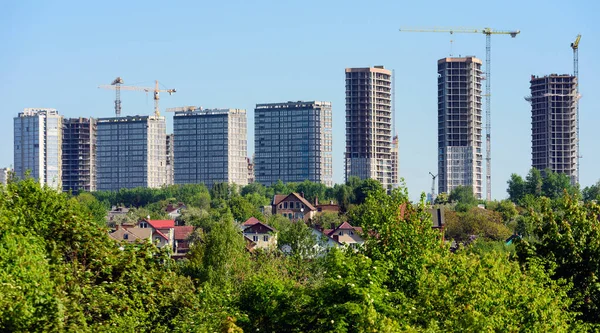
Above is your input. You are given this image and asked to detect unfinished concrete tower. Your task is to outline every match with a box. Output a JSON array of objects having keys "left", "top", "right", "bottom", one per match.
[
  {"left": 62, "top": 118, "right": 97, "bottom": 193},
  {"left": 345, "top": 66, "right": 395, "bottom": 191},
  {"left": 529, "top": 74, "right": 578, "bottom": 184},
  {"left": 437, "top": 57, "right": 483, "bottom": 199}
]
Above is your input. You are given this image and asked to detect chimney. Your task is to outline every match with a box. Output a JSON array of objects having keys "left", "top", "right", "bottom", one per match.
[{"left": 300, "top": 192, "right": 305, "bottom": 198}]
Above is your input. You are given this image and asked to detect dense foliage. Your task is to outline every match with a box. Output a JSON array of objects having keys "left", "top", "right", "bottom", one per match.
[{"left": 3, "top": 173, "right": 600, "bottom": 331}]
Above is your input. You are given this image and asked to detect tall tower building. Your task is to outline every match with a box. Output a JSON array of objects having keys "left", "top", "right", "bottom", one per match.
[
  {"left": 345, "top": 66, "right": 395, "bottom": 190},
  {"left": 62, "top": 118, "right": 97, "bottom": 193},
  {"left": 173, "top": 108, "right": 248, "bottom": 187},
  {"left": 14, "top": 108, "right": 62, "bottom": 189},
  {"left": 96, "top": 115, "right": 167, "bottom": 191},
  {"left": 254, "top": 101, "right": 333, "bottom": 186},
  {"left": 166, "top": 134, "right": 174, "bottom": 185},
  {"left": 529, "top": 74, "right": 578, "bottom": 184},
  {"left": 0, "top": 167, "right": 12, "bottom": 185},
  {"left": 437, "top": 57, "right": 483, "bottom": 199}
]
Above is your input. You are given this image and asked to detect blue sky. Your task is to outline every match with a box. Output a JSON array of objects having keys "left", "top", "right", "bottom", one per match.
[{"left": 1, "top": 0, "right": 598, "bottom": 200}]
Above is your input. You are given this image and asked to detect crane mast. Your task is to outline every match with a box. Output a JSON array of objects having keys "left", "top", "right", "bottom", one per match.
[
  {"left": 429, "top": 172, "right": 437, "bottom": 203},
  {"left": 111, "top": 77, "right": 124, "bottom": 117},
  {"left": 571, "top": 34, "right": 581, "bottom": 184},
  {"left": 399, "top": 27, "right": 520, "bottom": 201}
]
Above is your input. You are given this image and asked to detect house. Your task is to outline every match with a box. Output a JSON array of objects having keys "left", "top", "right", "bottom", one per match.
[
  {"left": 106, "top": 206, "right": 130, "bottom": 224},
  {"left": 320, "top": 222, "right": 364, "bottom": 248},
  {"left": 311, "top": 227, "right": 342, "bottom": 253},
  {"left": 173, "top": 225, "right": 194, "bottom": 256},
  {"left": 242, "top": 219, "right": 277, "bottom": 250},
  {"left": 272, "top": 192, "right": 317, "bottom": 222},
  {"left": 136, "top": 219, "right": 175, "bottom": 248},
  {"left": 108, "top": 226, "right": 152, "bottom": 243},
  {"left": 165, "top": 203, "right": 187, "bottom": 220},
  {"left": 314, "top": 196, "right": 340, "bottom": 214}
]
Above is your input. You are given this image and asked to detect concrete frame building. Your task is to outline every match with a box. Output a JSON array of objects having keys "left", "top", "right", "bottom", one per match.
[
  {"left": 437, "top": 57, "right": 483, "bottom": 199},
  {"left": 254, "top": 101, "right": 333, "bottom": 187},
  {"left": 0, "top": 167, "right": 11, "bottom": 185},
  {"left": 173, "top": 108, "right": 248, "bottom": 187},
  {"left": 529, "top": 74, "right": 578, "bottom": 184},
  {"left": 166, "top": 134, "right": 174, "bottom": 186},
  {"left": 345, "top": 66, "right": 396, "bottom": 190},
  {"left": 62, "top": 118, "right": 97, "bottom": 193},
  {"left": 96, "top": 115, "right": 167, "bottom": 191},
  {"left": 14, "top": 108, "right": 62, "bottom": 189}
]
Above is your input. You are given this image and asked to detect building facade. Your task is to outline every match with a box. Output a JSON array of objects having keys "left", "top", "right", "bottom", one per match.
[
  {"left": 96, "top": 115, "right": 167, "bottom": 191},
  {"left": 173, "top": 108, "right": 248, "bottom": 187},
  {"left": 0, "top": 167, "right": 11, "bottom": 185},
  {"left": 345, "top": 67, "right": 396, "bottom": 190},
  {"left": 62, "top": 118, "right": 97, "bottom": 193},
  {"left": 529, "top": 74, "right": 578, "bottom": 184},
  {"left": 255, "top": 101, "right": 333, "bottom": 186},
  {"left": 14, "top": 108, "right": 62, "bottom": 189},
  {"left": 166, "top": 134, "right": 174, "bottom": 185},
  {"left": 437, "top": 57, "right": 483, "bottom": 199}
]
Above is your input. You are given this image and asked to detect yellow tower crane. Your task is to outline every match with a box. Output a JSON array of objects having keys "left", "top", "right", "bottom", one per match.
[
  {"left": 99, "top": 79, "right": 176, "bottom": 117},
  {"left": 399, "top": 27, "right": 520, "bottom": 201}
]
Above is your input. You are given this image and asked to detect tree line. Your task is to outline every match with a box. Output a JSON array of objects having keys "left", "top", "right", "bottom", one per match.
[{"left": 2, "top": 172, "right": 600, "bottom": 331}]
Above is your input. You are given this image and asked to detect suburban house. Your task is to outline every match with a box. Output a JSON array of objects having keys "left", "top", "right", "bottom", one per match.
[
  {"left": 314, "top": 196, "right": 340, "bottom": 214},
  {"left": 242, "top": 217, "right": 277, "bottom": 250},
  {"left": 310, "top": 227, "right": 342, "bottom": 252},
  {"left": 108, "top": 226, "right": 152, "bottom": 243},
  {"left": 165, "top": 203, "right": 187, "bottom": 220},
  {"left": 106, "top": 206, "right": 130, "bottom": 224},
  {"left": 319, "top": 222, "right": 364, "bottom": 248},
  {"left": 109, "top": 219, "right": 194, "bottom": 256},
  {"left": 173, "top": 225, "right": 194, "bottom": 256},
  {"left": 272, "top": 192, "right": 317, "bottom": 222}
]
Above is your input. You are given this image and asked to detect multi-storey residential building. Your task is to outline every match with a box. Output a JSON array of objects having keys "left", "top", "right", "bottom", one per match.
[
  {"left": 246, "top": 156, "right": 255, "bottom": 184},
  {"left": 254, "top": 101, "right": 333, "bottom": 186},
  {"left": 0, "top": 167, "right": 11, "bottom": 185},
  {"left": 345, "top": 67, "right": 396, "bottom": 190},
  {"left": 173, "top": 108, "right": 248, "bottom": 187},
  {"left": 437, "top": 56, "right": 483, "bottom": 199},
  {"left": 96, "top": 115, "right": 167, "bottom": 191},
  {"left": 528, "top": 74, "right": 578, "bottom": 184},
  {"left": 62, "top": 118, "right": 97, "bottom": 193},
  {"left": 166, "top": 134, "right": 174, "bottom": 185},
  {"left": 14, "top": 108, "right": 62, "bottom": 189}
]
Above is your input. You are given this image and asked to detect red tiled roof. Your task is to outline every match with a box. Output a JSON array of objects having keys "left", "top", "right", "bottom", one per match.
[
  {"left": 147, "top": 219, "right": 175, "bottom": 229},
  {"left": 337, "top": 221, "right": 354, "bottom": 230},
  {"left": 174, "top": 226, "right": 194, "bottom": 240},
  {"left": 243, "top": 217, "right": 261, "bottom": 226},
  {"left": 273, "top": 194, "right": 287, "bottom": 206},
  {"left": 327, "top": 222, "right": 362, "bottom": 236},
  {"left": 154, "top": 229, "right": 169, "bottom": 240}
]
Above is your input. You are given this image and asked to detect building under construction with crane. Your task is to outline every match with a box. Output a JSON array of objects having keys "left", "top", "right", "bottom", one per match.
[
  {"left": 437, "top": 56, "right": 483, "bottom": 199},
  {"left": 528, "top": 74, "right": 578, "bottom": 184}
]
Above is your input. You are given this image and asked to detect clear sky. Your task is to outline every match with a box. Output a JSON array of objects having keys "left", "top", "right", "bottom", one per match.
[{"left": 1, "top": 0, "right": 598, "bottom": 200}]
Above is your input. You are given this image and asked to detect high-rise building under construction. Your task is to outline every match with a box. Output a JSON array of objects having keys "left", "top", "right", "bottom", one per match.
[
  {"left": 345, "top": 66, "right": 397, "bottom": 190},
  {"left": 437, "top": 57, "right": 483, "bottom": 199},
  {"left": 62, "top": 117, "right": 97, "bottom": 193},
  {"left": 528, "top": 74, "right": 578, "bottom": 184},
  {"left": 96, "top": 115, "right": 167, "bottom": 191},
  {"left": 13, "top": 108, "right": 63, "bottom": 189}
]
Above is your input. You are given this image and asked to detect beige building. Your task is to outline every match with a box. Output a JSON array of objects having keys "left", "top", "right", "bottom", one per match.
[
  {"left": 345, "top": 67, "right": 397, "bottom": 191},
  {"left": 242, "top": 218, "right": 277, "bottom": 250},
  {"left": 272, "top": 193, "right": 317, "bottom": 222}
]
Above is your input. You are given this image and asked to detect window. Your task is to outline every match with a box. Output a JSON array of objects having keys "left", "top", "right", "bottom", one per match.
[
  {"left": 253, "top": 235, "right": 258, "bottom": 242},
  {"left": 284, "top": 202, "right": 288, "bottom": 209},
  {"left": 339, "top": 231, "right": 344, "bottom": 236},
  {"left": 124, "top": 234, "right": 129, "bottom": 240},
  {"left": 140, "top": 222, "right": 148, "bottom": 228},
  {"left": 263, "top": 235, "right": 269, "bottom": 242}
]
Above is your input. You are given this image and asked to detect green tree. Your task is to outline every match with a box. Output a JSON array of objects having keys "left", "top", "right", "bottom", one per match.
[
  {"left": 228, "top": 196, "right": 263, "bottom": 223},
  {"left": 449, "top": 185, "right": 478, "bottom": 212},
  {"left": 444, "top": 207, "right": 512, "bottom": 243},
  {"left": 526, "top": 168, "right": 543, "bottom": 197},
  {"left": 354, "top": 178, "right": 384, "bottom": 205},
  {"left": 434, "top": 192, "right": 449, "bottom": 205},
  {"left": 582, "top": 181, "right": 600, "bottom": 202},
  {"left": 516, "top": 194, "right": 600, "bottom": 325},
  {"left": 507, "top": 173, "right": 527, "bottom": 203},
  {"left": 542, "top": 168, "right": 577, "bottom": 199}
]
